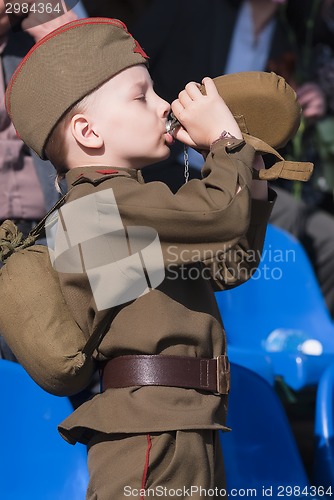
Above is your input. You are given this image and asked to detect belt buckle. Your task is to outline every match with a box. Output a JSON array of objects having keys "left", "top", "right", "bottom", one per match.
[{"left": 216, "top": 355, "right": 231, "bottom": 395}]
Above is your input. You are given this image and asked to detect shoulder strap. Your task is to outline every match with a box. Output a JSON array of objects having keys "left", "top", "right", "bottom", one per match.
[
  {"left": 29, "top": 191, "right": 69, "bottom": 240},
  {"left": 0, "top": 191, "right": 70, "bottom": 264},
  {"left": 245, "top": 134, "right": 314, "bottom": 182}
]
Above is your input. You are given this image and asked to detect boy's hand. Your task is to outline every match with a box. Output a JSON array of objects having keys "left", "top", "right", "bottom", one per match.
[{"left": 171, "top": 77, "right": 243, "bottom": 149}]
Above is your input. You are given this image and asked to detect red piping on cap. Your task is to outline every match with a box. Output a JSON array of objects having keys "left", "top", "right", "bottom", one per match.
[{"left": 5, "top": 18, "right": 148, "bottom": 116}]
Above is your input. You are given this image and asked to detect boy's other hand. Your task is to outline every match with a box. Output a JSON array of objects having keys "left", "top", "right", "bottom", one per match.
[{"left": 171, "top": 77, "right": 242, "bottom": 150}]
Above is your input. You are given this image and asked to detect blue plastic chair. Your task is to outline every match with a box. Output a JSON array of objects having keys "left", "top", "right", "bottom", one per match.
[
  {"left": 221, "top": 362, "right": 310, "bottom": 496},
  {"left": 0, "top": 360, "right": 89, "bottom": 500},
  {"left": 314, "top": 362, "right": 334, "bottom": 489},
  {"left": 215, "top": 224, "right": 334, "bottom": 390}
]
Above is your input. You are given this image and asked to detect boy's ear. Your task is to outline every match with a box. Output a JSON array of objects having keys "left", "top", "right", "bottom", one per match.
[{"left": 70, "top": 114, "right": 104, "bottom": 150}]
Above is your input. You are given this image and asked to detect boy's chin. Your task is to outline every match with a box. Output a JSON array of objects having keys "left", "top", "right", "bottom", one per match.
[{"left": 142, "top": 150, "right": 171, "bottom": 168}]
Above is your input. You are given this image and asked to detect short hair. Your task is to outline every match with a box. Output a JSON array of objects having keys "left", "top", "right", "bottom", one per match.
[{"left": 44, "top": 93, "right": 94, "bottom": 181}]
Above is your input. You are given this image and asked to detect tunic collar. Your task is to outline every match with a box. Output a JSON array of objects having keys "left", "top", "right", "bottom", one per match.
[{"left": 66, "top": 165, "right": 144, "bottom": 187}]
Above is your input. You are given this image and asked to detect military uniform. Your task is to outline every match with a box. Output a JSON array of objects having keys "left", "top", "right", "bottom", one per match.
[
  {"left": 55, "top": 139, "right": 275, "bottom": 498},
  {"left": 4, "top": 17, "right": 299, "bottom": 500}
]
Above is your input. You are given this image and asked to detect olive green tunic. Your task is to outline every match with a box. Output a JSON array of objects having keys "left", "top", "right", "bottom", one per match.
[{"left": 57, "top": 140, "right": 275, "bottom": 445}]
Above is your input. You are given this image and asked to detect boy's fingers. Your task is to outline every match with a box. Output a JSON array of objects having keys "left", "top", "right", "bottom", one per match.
[
  {"left": 184, "top": 82, "right": 202, "bottom": 100},
  {"left": 171, "top": 99, "right": 184, "bottom": 118},
  {"left": 201, "top": 77, "right": 218, "bottom": 96},
  {"left": 173, "top": 127, "right": 197, "bottom": 148},
  {"left": 178, "top": 89, "right": 193, "bottom": 107}
]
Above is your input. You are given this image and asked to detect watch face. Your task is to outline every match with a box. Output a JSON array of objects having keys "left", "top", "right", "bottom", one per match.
[{"left": 221, "top": 131, "right": 236, "bottom": 140}]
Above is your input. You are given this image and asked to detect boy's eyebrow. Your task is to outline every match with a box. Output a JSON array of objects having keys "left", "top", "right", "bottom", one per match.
[{"left": 129, "top": 77, "right": 154, "bottom": 93}]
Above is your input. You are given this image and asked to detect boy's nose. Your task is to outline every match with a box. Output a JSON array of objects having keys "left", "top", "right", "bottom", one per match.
[{"left": 160, "top": 98, "right": 170, "bottom": 118}]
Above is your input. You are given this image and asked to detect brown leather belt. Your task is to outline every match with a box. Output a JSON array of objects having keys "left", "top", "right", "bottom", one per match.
[{"left": 102, "top": 354, "right": 230, "bottom": 395}]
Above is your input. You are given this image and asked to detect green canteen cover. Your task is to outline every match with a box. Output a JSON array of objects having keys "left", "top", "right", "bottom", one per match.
[
  {"left": 199, "top": 71, "right": 313, "bottom": 182},
  {"left": 0, "top": 245, "right": 95, "bottom": 396},
  {"left": 201, "top": 71, "right": 301, "bottom": 150}
]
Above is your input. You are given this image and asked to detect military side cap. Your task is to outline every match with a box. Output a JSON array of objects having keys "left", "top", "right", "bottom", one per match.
[{"left": 5, "top": 18, "right": 149, "bottom": 159}]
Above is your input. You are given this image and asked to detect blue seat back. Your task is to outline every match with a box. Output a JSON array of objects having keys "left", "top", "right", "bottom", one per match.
[
  {"left": 221, "top": 363, "right": 310, "bottom": 496},
  {"left": 314, "top": 362, "right": 334, "bottom": 488},
  {"left": 215, "top": 225, "right": 334, "bottom": 389},
  {"left": 0, "top": 360, "right": 88, "bottom": 500}
]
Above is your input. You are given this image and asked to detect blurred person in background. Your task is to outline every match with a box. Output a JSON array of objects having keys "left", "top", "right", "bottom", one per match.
[{"left": 0, "top": 1, "right": 80, "bottom": 356}]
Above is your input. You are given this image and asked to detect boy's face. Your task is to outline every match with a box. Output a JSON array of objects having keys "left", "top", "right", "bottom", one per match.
[{"left": 88, "top": 64, "right": 172, "bottom": 169}]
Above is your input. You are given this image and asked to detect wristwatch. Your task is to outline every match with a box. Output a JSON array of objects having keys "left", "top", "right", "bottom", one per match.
[{"left": 210, "top": 130, "right": 245, "bottom": 151}]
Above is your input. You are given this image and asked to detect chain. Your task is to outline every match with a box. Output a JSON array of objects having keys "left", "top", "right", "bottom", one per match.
[{"left": 183, "top": 144, "right": 190, "bottom": 183}]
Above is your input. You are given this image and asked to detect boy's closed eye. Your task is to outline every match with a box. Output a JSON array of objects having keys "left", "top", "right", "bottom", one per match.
[{"left": 135, "top": 94, "right": 147, "bottom": 101}]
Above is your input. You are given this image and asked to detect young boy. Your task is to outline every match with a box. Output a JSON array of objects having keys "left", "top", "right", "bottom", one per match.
[{"left": 6, "top": 18, "right": 275, "bottom": 499}]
